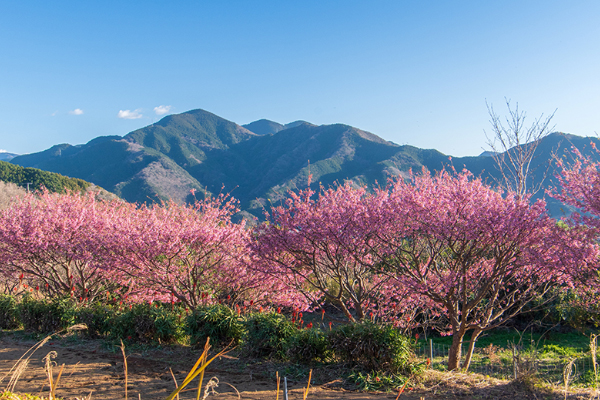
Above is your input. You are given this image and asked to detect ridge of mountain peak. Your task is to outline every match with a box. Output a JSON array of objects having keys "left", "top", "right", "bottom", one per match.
[{"left": 10, "top": 108, "right": 599, "bottom": 220}]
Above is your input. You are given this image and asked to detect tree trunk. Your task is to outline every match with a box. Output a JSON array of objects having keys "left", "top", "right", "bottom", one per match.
[
  {"left": 336, "top": 299, "right": 356, "bottom": 323},
  {"left": 447, "top": 331, "right": 465, "bottom": 371},
  {"left": 462, "top": 328, "right": 483, "bottom": 371},
  {"left": 354, "top": 300, "right": 364, "bottom": 321}
]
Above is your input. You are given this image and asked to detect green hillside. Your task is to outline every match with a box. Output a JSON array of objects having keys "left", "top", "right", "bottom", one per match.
[
  {"left": 191, "top": 123, "right": 437, "bottom": 210},
  {"left": 242, "top": 119, "right": 286, "bottom": 135},
  {"left": 125, "top": 109, "right": 257, "bottom": 168},
  {"left": 11, "top": 137, "right": 206, "bottom": 204},
  {"left": 0, "top": 160, "right": 90, "bottom": 193}
]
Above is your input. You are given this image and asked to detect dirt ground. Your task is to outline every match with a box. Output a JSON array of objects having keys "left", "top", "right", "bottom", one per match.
[{"left": 0, "top": 333, "right": 595, "bottom": 400}]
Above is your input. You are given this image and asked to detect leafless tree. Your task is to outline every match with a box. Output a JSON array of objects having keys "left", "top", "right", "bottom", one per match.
[
  {"left": 0, "top": 181, "right": 26, "bottom": 210},
  {"left": 485, "top": 99, "right": 556, "bottom": 198}
]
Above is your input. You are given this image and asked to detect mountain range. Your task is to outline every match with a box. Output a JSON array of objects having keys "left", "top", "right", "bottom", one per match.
[{"left": 8, "top": 108, "right": 598, "bottom": 218}]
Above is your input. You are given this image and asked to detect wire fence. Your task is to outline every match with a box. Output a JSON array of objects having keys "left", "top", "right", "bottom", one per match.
[{"left": 415, "top": 340, "right": 599, "bottom": 386}]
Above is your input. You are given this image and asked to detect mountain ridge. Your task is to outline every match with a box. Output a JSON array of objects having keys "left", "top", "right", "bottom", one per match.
[{"left": 10, "top": 109, "right": 598, "bottom": 217}]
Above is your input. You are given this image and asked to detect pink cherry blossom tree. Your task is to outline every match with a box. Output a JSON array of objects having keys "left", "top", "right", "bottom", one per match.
[
  {"left": 373, "top": 168, "right": 597, "bottom": 371},
  {"left": 0, "top": 190, "right": 118, "bottom": 301},
  {"left": 253, "top": 182, "right": 391, "bottom": 321},
  {"left": 102, "top": 194, "right": 297, "bottom": 309},
  {"left": 552, "top": 144, "right": 600, "bottom": 230},
  {"left": 550, "top": 144, "right": 600, "bottom": 325}
]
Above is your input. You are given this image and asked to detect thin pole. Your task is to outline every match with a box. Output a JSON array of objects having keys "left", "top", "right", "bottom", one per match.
[
  {"left": 512, "top": 346, "right": 517, "bottom": 380},
  {"left": 429, "top": 339, "right": 433, "bottom": 362}
]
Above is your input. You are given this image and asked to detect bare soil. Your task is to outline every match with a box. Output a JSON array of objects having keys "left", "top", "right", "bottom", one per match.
[{"left": 0, "top": 333, "right": 594, "bottom": 400}]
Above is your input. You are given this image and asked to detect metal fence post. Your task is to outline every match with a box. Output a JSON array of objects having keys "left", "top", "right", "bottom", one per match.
[
  {"left": 512, "top": 346, "right": 517, "bottom": 380},
  {"left": 429, "top": 339, "right": 433, "bottom": 363}
]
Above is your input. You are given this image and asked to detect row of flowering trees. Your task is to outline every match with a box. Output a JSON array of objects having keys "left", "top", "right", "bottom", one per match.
[
  {"left": 0, "top": 191, "right": 304, "bottom": 309},
  {"left": 1, "top": 159, "right": 599, "bottom": 371},
  {"left": 255, "top": 169, "right": 599, "bottom": 370}
]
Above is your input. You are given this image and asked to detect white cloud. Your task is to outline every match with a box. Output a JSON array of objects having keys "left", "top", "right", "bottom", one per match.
[
  {"left": 154, "top": 105, "right": 172, "bottom": 116},
  {"left": 69, "top": 108, "right": 84, "bottom": 115},
  {"left": 0, "top": 149, "right": 7, "bottom": 153},
  {"left": 117, "top": 109, "right": 143, "bottom": 119}
]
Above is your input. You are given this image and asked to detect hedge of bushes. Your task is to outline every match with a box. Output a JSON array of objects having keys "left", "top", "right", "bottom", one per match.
[{"left": 0, "top": 294, "right": 420, "bottom": 375}]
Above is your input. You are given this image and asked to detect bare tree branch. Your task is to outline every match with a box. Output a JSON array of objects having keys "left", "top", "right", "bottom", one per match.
[{"left": 484, "top": 99, "right": 556, "bottom": 198}]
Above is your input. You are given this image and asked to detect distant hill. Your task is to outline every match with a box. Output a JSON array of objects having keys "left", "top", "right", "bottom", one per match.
[
  {"left": 11, "top": 109, "right": 598, "bottom": 218},
  {"left": 0, "top": 160, "right": 91, "bottom": 193},
  {"left": 243, "top": 119, "right": 314, "bottom": 136},
  {"left": 12, "top": 137, "right": 205, "bottom": 204},
  {"left": 285, "top": 120, "right": 312, "bottom": 129},
  {"left": 243, "top": 119, "right": 285, "bottom": 136},
  {"left": 0, "top": 151, "right": 18, "bottom": 161}
]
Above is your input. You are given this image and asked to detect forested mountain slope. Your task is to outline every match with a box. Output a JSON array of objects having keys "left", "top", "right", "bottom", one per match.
[{"left": 11, "top": 109, "right": 598, "bottom": 217}]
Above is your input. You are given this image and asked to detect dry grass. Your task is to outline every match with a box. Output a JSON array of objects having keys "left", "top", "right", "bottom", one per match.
[
  {"left": 0, "top": 334, "right": 320, "bottom": 400},
  {"left": 0, "top": 325, "right": 86, "bottom": 399}
]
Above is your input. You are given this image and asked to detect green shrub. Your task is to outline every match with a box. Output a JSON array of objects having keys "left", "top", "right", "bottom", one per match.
[
  {"left": 19, "top": 296, "right": 76, "bottom": 333},
  {"left": 75, "top": 302, "right": 113, "bottom": 338},
  {"left": 525, "top": 288, "right": 600, "bottom": 331},
  {"left": 185, "top": 304, "right": 244, "bottom": 348},
  {"left": 0, "top": 294, "right": 20, "bottom": 330},
  {"left": 328, "top": 322, "right": 417, "bottom": 374},
  {"left": 541, "top": 343, "right": 579, "bottom": 357},
  {"left": 580, "top": 368, "right": 599, "bottom": 386},
  {"left": 286, "top": 327, "right": 332, "bottom": 364},
  {"left": 243, "top": 311, "right": 298, "bottom": 359},
  {"left": 110, "top": 303, "right": 183, "bottom": 344},
  {"left": 347, "top": 370, "right": 409, "bottom": 391}
]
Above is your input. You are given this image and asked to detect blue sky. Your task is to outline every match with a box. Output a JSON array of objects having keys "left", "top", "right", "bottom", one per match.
[{"left": 1, "top": 1, "right": 599, "bottom": 156}]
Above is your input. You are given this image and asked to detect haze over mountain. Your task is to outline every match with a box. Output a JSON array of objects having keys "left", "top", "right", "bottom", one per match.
[
  {"left": 0, "top": 151, "right": 18, "bottom": 162},
  {"left": 10, "top": 108, "right": 597, "bottom": 218}
]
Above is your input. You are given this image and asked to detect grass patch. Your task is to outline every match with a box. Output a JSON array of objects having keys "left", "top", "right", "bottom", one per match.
[
  {"left": 414, "top": 328, "right": 598, "bottom": 387},
  {"left": 0, "top": 392, "right": 56, "bottom": 400}
]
